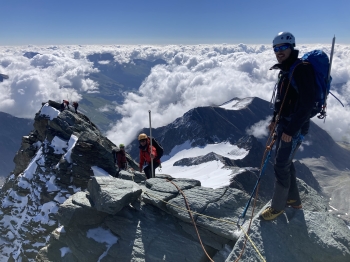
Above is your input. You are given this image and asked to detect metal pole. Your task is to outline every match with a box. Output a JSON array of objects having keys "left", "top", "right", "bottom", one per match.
[
  {"left": 327, "top": 35, "right": 336, "bottom": 83},
  {"left": 149, "top": 110, "right": 154, "bottom": 178},
  {"left": 320, "top": 35, "right": 336, "bottom": 121}
]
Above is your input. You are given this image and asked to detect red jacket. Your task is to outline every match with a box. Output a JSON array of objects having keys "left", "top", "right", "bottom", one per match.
[
  {"left": 139, "top": 139, "right": 160, "bottom": 170},
  {"left": 117, "top": 150, "right": 127, "bottom": 169}
]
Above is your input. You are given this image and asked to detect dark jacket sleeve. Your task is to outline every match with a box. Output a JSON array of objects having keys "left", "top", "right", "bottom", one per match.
[
  {"left": 113, "top": 151, "right": 116, "bottom": 163},
  {"left": 284, "top": 63, "right": 316, "bottom": 136},
  {"left": 117, "top": 152, "right": 122, "bottom": 168},
  {"left": 139, "top": 150, "right": 144, "bottom": 170}
]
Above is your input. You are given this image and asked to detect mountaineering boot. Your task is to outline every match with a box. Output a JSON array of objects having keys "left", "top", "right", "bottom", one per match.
[
  {"left": 286, "top": 200, "right": 302, "bottom": 209},
  {"left": 260, "top": 207, "right": 284, "bottom": 221}
]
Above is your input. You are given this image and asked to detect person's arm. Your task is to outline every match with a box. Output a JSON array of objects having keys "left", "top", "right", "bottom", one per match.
[
  {"left": 149, "top": 145, "right": 157, "bottom": 159},
  {"left": 139, "top": 150, "right": 143, "bottom": 172},
  {"left": 284, "top": 63, "right": 316, "bottom": 136},
  {"left": 117, "top": 153, "right": 123, "bottom": 168},
  {"left": 113, "top": 151, "right": 116, "bottom": 163}
]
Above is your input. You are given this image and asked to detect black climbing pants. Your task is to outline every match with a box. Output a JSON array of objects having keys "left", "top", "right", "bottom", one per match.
[
  {"left": 271, "top": 123, "right": 303, "bottom": 211},
  {"left": 144, "top": 161, "right": 160, "bottom": 179}
]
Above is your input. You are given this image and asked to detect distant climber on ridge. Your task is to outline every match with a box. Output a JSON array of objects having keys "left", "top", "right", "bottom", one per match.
[
  {"left": 60, "top": 100, "right": 70, "bottom": 112},
  {"left": 72, "top": 101, "right": 79, "bottom": 113},
  {"left": 113, "top": 144, "right": 128, "bottom": 177},
  {"left": 260, "top": 32, "right": 316, "bottom": 220}
]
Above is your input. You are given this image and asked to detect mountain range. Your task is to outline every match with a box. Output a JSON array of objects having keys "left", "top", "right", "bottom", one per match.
[{"left": 0, "top": 97, "right": 349, "bottom": 261}]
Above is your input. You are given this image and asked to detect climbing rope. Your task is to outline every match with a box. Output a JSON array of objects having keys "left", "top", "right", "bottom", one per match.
[
  {"left": 166, "top": 179, "right": 214, "bottom": 262},
  {"left": 143, "top": 188, "right": 266, "bottom": 262}
]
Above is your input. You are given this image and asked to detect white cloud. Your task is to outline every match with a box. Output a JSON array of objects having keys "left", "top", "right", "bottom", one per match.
[
  {"left": 1, "top": 44, "right": 350, "bottom": 145},
  {"left": 105, "top": 44, "right": 350, "bottom": 145},
  {"left": 0, "top": 47, "right": 98, "bottom": 118},
  {"left": 246, "top": 116, "right": 272, "bottom": 139}
]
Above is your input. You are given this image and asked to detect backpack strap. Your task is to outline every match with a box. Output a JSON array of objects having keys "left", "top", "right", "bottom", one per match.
[{"left": 288, "top": 59, "right": 309, "bottom": 92}]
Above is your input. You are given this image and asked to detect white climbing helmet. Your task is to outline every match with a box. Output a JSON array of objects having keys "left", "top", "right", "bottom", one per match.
[{"left": 273, "top": 32, "right": 295, "bottom": 47}]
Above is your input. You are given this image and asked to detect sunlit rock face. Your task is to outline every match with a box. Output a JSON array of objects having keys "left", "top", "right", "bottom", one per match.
[{"left": 0, "top": 101, "right": 120, "bottom": 261}]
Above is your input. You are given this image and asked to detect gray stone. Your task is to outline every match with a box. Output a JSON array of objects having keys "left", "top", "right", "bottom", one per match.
[
  {"left": 141, "top": 184, "right": 177, "bottom": 211},
  {"left": 167, "top": 187, "right": 258, "bottom": 241},
  {"left": 145, "top": 177, "right": 200, "bottom": 193},
  {"left": 50, "top": 225, "right": 110, "bottom": 262},
  {"left": 37, "top": 236, "right": 78, "bottom": 262},
  {"left": 178, "top": 220, "right": 233, "bottom": 251},
  {"left": 103, "top": 204, "right": 216, "bottom": 262},
  {"left": 227, "top": 205, "right": 350, "bottom": 262},
  {"left": 118, "top": 170, "right": 146, "bottom": 183},
  {"left": 88, "top": 177, "right": 142, "bottom": 214},
  {"left": 56, "top": 192, "right": 108, "bottom": 227}
]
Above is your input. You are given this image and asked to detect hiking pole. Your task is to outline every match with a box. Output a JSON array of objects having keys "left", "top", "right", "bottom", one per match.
[
  {"left": 149, "top": 110, "right": 154, "bottom": 178},
  {"left": 237, "top": 136, "right": 276, "bottom": 226}
]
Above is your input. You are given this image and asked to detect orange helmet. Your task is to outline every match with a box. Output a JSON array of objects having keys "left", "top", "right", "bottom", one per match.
[{"left": 138, "top": 133, "right": 148, "bottom": 141}]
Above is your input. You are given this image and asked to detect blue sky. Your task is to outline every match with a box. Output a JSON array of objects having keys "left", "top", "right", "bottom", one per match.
[{"left": 1, "top": 0, "right": 350, "bottom": 45}]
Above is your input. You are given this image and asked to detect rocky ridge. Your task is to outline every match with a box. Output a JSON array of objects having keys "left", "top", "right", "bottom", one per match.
[{"left": 0, "top": 100, "right": 349, "bottom": 262}]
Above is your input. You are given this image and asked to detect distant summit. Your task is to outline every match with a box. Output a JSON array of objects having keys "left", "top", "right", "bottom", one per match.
[{"left": 23, "top": 51, "right": 40, "bottom": 59}]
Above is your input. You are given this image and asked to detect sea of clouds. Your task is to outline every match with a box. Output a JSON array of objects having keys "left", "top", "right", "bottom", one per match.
[{"left": 0, "top": 44, "right": 349, "bottom": 145}]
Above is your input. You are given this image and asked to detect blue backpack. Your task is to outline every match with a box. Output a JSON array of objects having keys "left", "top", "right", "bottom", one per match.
[{"left": 289, "top": 50, "right": 331, "bottom": 119}]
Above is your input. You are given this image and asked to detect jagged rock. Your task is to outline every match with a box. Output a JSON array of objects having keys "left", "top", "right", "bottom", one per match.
[
  {"left": 293, "top": 160, "right": 322, "bottom": 192},
  {"left": 177, "top": 220, "right": 234, "bottom": 251},
  {"left": 145, "top": 177, "right": 201, "bottom": 192},
  {"left": 166, "top": 186, "right": 260, "bottom": 241},
  {"left": 103, "top": 204, "right": 216, "bottom": 262},
  {"left": 44, "top": 224, "right": 110, "bottom": 262},
  {"left": 229, "top": 166, "right": 274, "bottom": 202},
  {"left": 70, "top": 131, "right": 116, "bottom": 188},
  {"left": 142, "top": 178, "right": 261, "bottom": 242},
  {"left": 13, "top": 132, "right": 41, "bottom": 175},
  {"left": 173, "top": 152, "right": 224, "bottom": 166},
  {"left": 87, "top": 176, "right": 142, "bottom": 214},
  {"left": 227, "top": 205, "right": 350, "bottom": 262},
  {"left": 56, "top": 192, "right": 108, "bottom": 227},
  {"left": 118, "top": 170, "right": 146, "bottom": 183},
  {"left": 37, "top": 230, "right": 79, "bottom": 262},
  {"left": 1, "top": 99, "right": 349, "bottom": 262},
  {"left": 233, "top": 135, "right": 265, "bottom": 168}
]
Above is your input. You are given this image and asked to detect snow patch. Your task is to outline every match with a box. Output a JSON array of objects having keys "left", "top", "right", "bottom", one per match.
[
  {"left": 40, "top": 103, "right": 60, "bottom": 120},
  {"left": 51, "top": 136, "right": 68, "bottom": 154},
  {"left": 22, "top": 148, "right": 43, "bottom": 181},
  {"left": 219, "top": 97, "right": 253, "bottom": 110},
  {"left": 60, "top": 247, "right": 72, "bottom": 257},
  {"left": 87, "top": 227, "right": 118, "bottom": 262},
  {"left": 64, "top": 135, "right": 78, "bottom": 163},
  {"left": 161, "top": 142, "right": 249, "bottom": 188}
]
